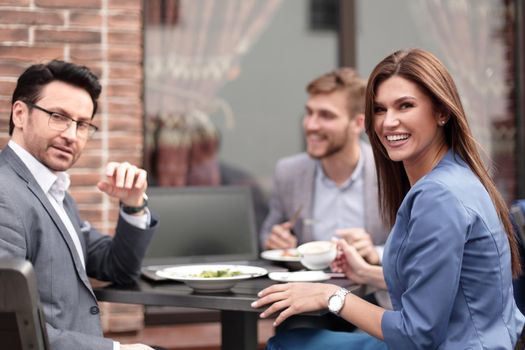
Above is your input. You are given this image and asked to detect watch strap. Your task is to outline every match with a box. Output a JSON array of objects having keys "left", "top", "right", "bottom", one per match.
[{"left": 120, "top": 194, "right": 148, "bottom": 214}]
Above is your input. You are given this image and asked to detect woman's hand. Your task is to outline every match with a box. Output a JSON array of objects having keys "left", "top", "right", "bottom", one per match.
[
  {"left": 251, "top": 282, "right": 339, "bottom": 326},
  {"left": 335, "top": 228, "right": 380, "bottom": 265},
  {"left": 332, "top": 239, "right": 387, "bottom": 289}
]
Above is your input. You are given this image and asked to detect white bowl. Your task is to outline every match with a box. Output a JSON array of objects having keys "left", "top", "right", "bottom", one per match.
[{"left": 297, "top": 241, "right": 336, "bottom": 270}]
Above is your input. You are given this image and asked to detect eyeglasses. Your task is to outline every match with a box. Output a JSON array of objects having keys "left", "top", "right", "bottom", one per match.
[{"left": 27, "top": 102, "right": 98, "bottom": 138}]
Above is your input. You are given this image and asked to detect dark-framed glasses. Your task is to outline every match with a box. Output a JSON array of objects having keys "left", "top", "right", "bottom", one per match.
[{"left": 26, "top": 102, "right": 98, "bottom": 138}]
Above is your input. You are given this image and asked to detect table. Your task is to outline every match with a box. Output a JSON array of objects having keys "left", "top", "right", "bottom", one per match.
[{"left": 94, "top": 267, "right": 359, "bottom": 350}]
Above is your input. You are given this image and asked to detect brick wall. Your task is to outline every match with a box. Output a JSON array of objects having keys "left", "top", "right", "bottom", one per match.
[
  {"left": 0, "top": 0, "right": 143, "bottom": 233},
  {"left": 0, "top": 0, "right": 145, "bottom": 333}
]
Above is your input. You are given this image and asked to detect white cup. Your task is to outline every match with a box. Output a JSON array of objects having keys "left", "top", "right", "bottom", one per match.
[{"left": 297, "top": 241, "right": 336, "bottom": 270}]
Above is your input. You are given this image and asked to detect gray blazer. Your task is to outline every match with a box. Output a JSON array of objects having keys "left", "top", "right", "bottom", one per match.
[
  {"left": 0, "top": 145, "right": 157, "bottom": 350},
  {"left": 260, "top": 141, "right": 389, "bottom": 248}
]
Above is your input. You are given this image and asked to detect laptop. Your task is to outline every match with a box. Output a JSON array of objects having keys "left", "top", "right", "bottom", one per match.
[{"left": 141, "top": 185, "right": 261, "bottom": 281}]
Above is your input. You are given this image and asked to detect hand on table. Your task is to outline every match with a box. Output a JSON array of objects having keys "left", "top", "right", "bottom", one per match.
[
  {"left": 252, "top": 282, "right": 339, "bottom": 327},
  {"left": 335, "top": 228, "right": 380, "bottom": 265},
  {"left": 264, "top": 222, "right": 297, "bottom": 250},
  {"left": 97, "top": 162, "right": 148, "bottom": 209}
]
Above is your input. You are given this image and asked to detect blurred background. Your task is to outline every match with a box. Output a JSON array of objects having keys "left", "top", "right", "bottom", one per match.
[{"left": 142, "top": 0, "right": 520, "bottom": 223}]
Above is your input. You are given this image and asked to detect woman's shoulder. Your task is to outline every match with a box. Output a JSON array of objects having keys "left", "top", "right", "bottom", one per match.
[
  {"left": 415, "top": 153, "right": 480, "bottom": 192},
  {"left": 406, "top": 153, "right": 490, "bottom": 216}
]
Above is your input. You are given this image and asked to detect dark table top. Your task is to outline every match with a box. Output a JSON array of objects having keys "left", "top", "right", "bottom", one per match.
[{"left": 94, "top": 264, "right": 360, "bottom": 314}]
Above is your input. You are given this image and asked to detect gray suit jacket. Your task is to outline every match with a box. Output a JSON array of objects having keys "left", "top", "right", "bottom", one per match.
[
  {"left": 260, "top": 141, "right": 389, "bottom": 248},
  {"left": 0, "top": 145, "right": 157, "bottom": 350}
]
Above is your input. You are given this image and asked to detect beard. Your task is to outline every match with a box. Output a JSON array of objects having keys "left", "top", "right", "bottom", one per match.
[{"left": 306, "top": 134, "right": 348, "bottom": 160}]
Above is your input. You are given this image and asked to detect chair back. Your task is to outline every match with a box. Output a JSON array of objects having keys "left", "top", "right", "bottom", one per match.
[
  {"left": 511, "top": 203, "right": 525, "bottom": 248},
  {"left": 0, "top": 258, "right": 50, "bottom": 350},
  {"left": 511, "top": 203, "right": 525, "bottom": 315}
]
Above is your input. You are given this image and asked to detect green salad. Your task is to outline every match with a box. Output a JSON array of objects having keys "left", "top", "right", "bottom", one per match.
[{"left": 192, "top": 269, "right": 242, "bottom": 278}]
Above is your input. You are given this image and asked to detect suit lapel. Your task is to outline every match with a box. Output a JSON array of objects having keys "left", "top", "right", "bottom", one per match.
[
  {"left": 1, "top": 146, "right": 95, "bottom": 297},
  {"left": 63, "top": 196, "right": 89, "bottom": 258}
]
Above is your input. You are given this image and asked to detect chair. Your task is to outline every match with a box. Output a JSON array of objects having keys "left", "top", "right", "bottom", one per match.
[
  {"left": 511, "top": 202, "right": 525, "bottom": 315},
  {"left": 0, "top": 258, "right": 50, "bottom": 350}
]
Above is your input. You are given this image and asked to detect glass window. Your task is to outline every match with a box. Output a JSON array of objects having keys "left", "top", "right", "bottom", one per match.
[
  {"left": 143, "top": 0, "right": 339, "bottom": 229},
  {"left": 355, "top": 0, "right": 516, "bottom": 203}
]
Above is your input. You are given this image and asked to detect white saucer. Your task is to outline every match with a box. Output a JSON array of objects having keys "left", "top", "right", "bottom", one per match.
[{"left": 268, "top": 270, "right": 330, "bottom": 282}]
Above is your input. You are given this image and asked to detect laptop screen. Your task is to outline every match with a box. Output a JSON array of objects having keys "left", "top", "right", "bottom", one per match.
[{"left": 143, "top": 186, "right": 259, "bottom": 265}]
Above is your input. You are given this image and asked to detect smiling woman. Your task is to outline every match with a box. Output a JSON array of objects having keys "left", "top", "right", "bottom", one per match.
[
  {"left": 372, "top": 75, "right": 449, "bottom": 185},
  {"left": 254, "top": 49, "right": 524, "bottom": 350}
]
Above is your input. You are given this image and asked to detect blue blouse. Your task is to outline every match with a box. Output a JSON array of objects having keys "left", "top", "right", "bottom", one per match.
[{"left": 382, "top": 150, "right": 524, "bottom": 349}]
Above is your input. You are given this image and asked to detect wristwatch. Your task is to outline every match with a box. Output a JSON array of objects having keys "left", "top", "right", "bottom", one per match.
[
  {"left": 328, "top": 287, "right": 350, "bottom": 315},
  {"left": 120, "top": 193, "right": 148, "bottom": 214}
]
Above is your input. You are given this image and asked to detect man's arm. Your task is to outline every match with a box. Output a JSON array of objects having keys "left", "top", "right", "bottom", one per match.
[
  {"left": 82, "top": 214, "right": 156, "bottom": 284},
  {"left": 259, "top": 161, "right": 298, "bottom": 249},
  {"left": 81, "top": 162, "right": 157, "bottom": 284}
]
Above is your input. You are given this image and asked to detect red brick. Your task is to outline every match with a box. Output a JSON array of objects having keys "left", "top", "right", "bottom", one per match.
[
  {"left": 0, "top": 46, "right": 64, "bottom": 62},
  {"left": 35, "top": 29, "right": 101, "bottom": 44},
  {"left": 0, "top": 0, "right": 29, "bottom": 4},
  {"left": 70, "top": 46, "right": 103, "bottom": 62},
  {"left": 108, "top": 11, "right": 141, "bottom": 30},
  {"left": 106, "top": 154, "right": 142, "bottom": 166},
  {"left": 69, "top": 172, "right": 101, "bottom": 186},
  {"left": 70, "top": 189, "right": 103, "bottom": 204},
  {"left": 108, "top": 135, "right": 143, "bottom": 150},
  {"left": 108, "top": 116, "right": 142, "bottom": 132},
  {"left": 0, "top": 111, "right": 10, "bottom": 124},
  {"left": 83, "top": 137, "right": 102, "bottom": 151},
  {"left": 108, "top": 0, "right": 141, "bottom": 10},
  {"left": 108, "top": 63, "right": 142, "bottom": 80},
  {"left": 107, "top": 46, "right": 141, "bottom": 63},
  {"left": 0, "top": 61, "right": 27, "bottom": 78},
  {"left": 0, "top": 28, "right": 28, "bottom": 42},
  {"left": 108, "top": 31, "right": 141, "bottom": 46},
  {"left": 69, "top": 10, "right": 102, "bottom": 27},
  {"left": 0, "top": 118, "right": 10, "bottom": 134},
  {"left": 107, "top": 101, "right": 142, "bottom": 115},
  {"left": 0, "top": 81, "right": 16, "bottom": 96},
  {"left": 78, "top": 208, "right": 103, "bottom": 222},
  {"left": 74, "top": 153, "right": 103, "bottom": 168},
  {"left": 35, "top": 0, "right": 101, "bottom": 9},
  {"left": 0, "top": 10, "right": 63, "bottom": 26},
  {"left": 106, "top": 82, "right": 141, "bottom": 99},
  {"left": 108, "top": 207, "right": 119, "bottom": 223}
]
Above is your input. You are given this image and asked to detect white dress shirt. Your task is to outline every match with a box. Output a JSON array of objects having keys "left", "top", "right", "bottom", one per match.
[{"left": 8, "top": 140, "right": 150, "bottom": 350}]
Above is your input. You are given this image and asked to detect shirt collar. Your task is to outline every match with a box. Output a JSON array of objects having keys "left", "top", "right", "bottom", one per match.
[
  {"left": 8, "top": 140, "right": 69, "bottom": 194},
  {"left": 316, "top": 148, "right": 364, "bottom": 189}
]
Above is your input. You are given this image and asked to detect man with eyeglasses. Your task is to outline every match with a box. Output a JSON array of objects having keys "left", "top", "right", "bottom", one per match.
[{"left": 0, "top": 60, "right": 159, "bottom": 350}]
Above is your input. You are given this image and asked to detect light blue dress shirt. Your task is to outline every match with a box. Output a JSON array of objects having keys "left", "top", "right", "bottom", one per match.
[
  {"left": 311, "top": 153, "right": 365, "bottom": 241},
  {"left": 266, "top": 150, "right": 524, "bottom": 350},
  {"left": 382, "top": 150, "right": 524, "bottom": 349}
]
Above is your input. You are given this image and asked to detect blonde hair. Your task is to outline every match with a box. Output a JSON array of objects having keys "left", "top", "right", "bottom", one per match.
[{"left": 306, "top": 67, "right": 366, "bottom": 119}]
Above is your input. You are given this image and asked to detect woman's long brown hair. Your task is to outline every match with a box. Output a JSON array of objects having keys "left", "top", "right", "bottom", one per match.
[{"left": 364, "top": 49, "right": 521, "bottom": 277}]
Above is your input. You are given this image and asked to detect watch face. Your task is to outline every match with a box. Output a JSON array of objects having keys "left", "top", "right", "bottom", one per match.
[{"left": 329, "top": 295, "right": 343, "bottom": 312}]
